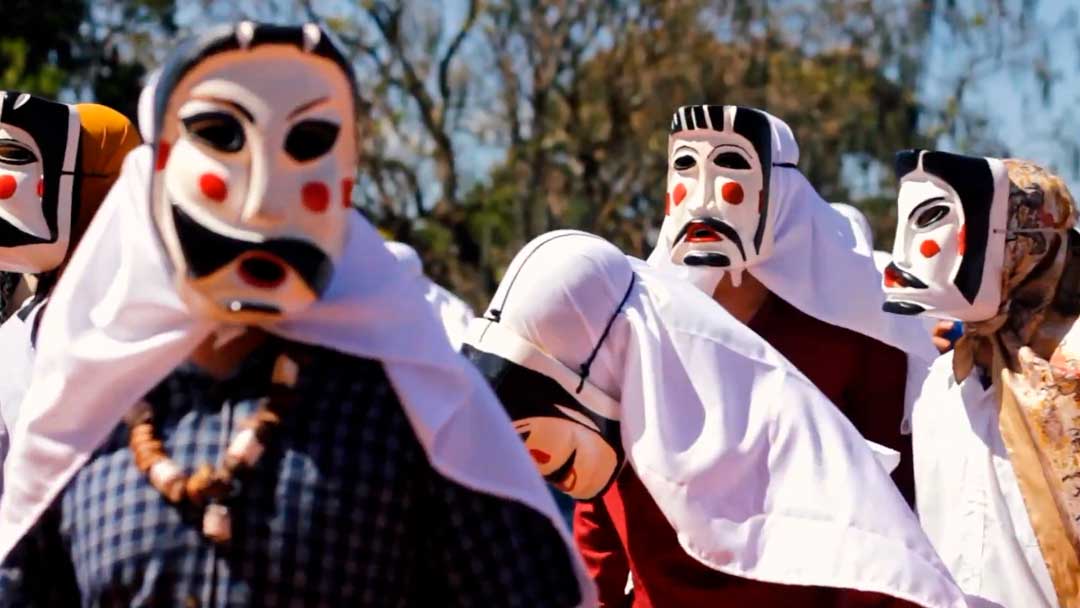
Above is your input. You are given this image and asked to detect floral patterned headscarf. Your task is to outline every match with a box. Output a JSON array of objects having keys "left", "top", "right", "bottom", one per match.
[{"left": 952, "top": 159, "right": 1078, "bottom": 382}]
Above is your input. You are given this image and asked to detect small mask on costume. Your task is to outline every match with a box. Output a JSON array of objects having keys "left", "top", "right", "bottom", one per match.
[
  {"left": 463, "top": 319, "right": 626, "bottom": 501},
  {"left": 0, "top": 92, "right": 81, "bottom": 274},
  {"left": 663, "top": 105, "right": 775, "bottom": 286},
  {"left": 883, "top": 150, "right": 1010, "bottom": 321},
  {"left": 149, "top": 23, "right": 358, "bottom": 322}
]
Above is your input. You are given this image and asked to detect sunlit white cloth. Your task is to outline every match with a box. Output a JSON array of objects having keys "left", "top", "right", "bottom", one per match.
[
  {"left": 385, "top": 241, "right": 474, "bottom": 349},
  {"left": 649, "top": 113, "right": 937, "bottom": 432},
  {"left": 480, "top": 230, "right": 966, "bottom": 607},
  {"left": 913, "top": 351, "right": 1058, "bottom": 607},
  {"left": 0, "top": 147, "right": 597, "bottom": 606}
]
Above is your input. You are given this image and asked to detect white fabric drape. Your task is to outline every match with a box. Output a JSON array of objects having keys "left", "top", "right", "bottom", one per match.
[
  {"left": 648, "top": 112, "right": 937, "bottom": 431},
  {"left": 483, "top": 230, "right": 966, "bottom": 607},
  {"left": 386, "top": 241, "right": 474, "bottom": 349},
  {"left": 0, "top": 147, "right": 596, "bottom": 606},
  {"left": 913, "top": 351, "right": 1058, "bottom": 608}
]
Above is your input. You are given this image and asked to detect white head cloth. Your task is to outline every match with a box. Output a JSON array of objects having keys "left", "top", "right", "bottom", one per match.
[
  {"left": 485, "top": 230, "right": 966, "bottom": 607},
  {"left": 0, "top": 147, "right": 597, "bottom": 606},
  {"left": 648, "top": 112, "right": 936, "bottom": 428},
  {"left": 385, "top": 241, "right": 474, "bottom": 349}
]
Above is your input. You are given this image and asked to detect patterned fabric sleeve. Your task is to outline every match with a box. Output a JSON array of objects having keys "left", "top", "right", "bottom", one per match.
[
  {"left": 419, "top": 468, "right": 583, "bottom": 607},
  {"left": 0, "top": 504, "right": 79, "bottom": 607}
]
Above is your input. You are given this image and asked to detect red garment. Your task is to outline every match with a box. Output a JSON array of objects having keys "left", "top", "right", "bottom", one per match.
[{"left": 574, "top": 293, "right": 916, "bottom": 607}]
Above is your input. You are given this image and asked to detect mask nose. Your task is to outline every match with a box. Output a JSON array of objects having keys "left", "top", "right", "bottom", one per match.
[{"left": 240, "top": 144, "right": 286, "bottom": 227}]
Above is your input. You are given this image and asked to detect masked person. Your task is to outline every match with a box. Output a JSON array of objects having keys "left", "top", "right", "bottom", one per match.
[
  {"left": 648, "top": 105, "right": 937, "bottom": 505},
  {"left": 883, "top": 150, "right": 1080, "bottom": 608},
  {"left": 464, "top": 229, "right": 967, "bottom": 608},
  {"left": 0, "top": 23, "right": 593, "bottom": 607},
  {"left": 0, "top": 95, "right": 141, "bottom": 494},
  {"left": 385, "top": 241, "right": 474, "bottom": 349}
]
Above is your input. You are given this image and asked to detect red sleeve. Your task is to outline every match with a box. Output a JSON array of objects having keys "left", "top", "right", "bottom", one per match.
[
  {"left": 573, "top": 497, "right": 631, "bottom": 608},
  {"left": 845, "top": 338, "right": 916, "bottom": 507}
]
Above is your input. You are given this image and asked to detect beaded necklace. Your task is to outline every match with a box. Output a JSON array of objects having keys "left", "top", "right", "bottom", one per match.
[{"left": 125, "top": 350, "right": 300, "bottom": 544}]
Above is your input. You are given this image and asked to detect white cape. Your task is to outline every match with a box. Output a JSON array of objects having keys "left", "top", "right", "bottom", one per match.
[
  {"left": 0, "top": 147, "right": 596, "bottom": 606},
  {"left": 913, "top": 351, "right": 1057, "bottom": 607},
  {"left": 484, "top": 231, "right": 967, "bottom": 607},
  {"left": 648, "top": 119, "right": 937, "bottom": 431},
  {"left": 385, "top": 241, "right": 474, "bottom": 349},
  {"left": 0, "top": 304, "right": 37, "bottom": 496}
]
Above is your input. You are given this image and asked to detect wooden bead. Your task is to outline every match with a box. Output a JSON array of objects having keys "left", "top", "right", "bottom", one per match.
[
  {"left": 186, "top": 464, "right": 216, "bottom": 505},
  {"left": 148, "top": 459, "right": 186, "bottom": 503},
  {"left": 273, "top": 354, "right": 300, "bottom": 388},
  {"left": 227, "top": 428, "right": 264, "bottom": 468},
  {"left": 203, "top": 504, "right": 231, "bottom": 544}
]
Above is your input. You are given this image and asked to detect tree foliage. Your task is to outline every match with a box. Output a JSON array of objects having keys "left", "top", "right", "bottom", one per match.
[{"left": 6, "top": 0, "right": 1062, "bottom": 308}]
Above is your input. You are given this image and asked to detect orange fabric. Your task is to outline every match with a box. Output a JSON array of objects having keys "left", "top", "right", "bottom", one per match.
[{"left": 72, "top": 103, "right": 141, "bottom": 245}]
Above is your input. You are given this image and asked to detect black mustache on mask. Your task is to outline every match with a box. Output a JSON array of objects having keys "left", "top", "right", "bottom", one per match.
[
  {"left": 674, "top": 217, "right": 747, "bottom": 262},
  {"left": 883, "top": 262, "right": 928, "bottom": 290},
  {"left": 171, "top": 203, "right": 333, "bottom": 295},
  {"left": 0, "top": 214, "right": 54, "bottom": 248}
]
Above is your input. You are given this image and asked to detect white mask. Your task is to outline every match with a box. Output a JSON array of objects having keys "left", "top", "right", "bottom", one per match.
[
  {"left": 149, "top": 23, "right": 358, "bottom": 323},
  {"left": 883, "top": 150, "right": 1009, "bottom": 321},
  {"left": 0, "top": 92, "right": 80, "bottom": 274},
  {"left": 661, "top": 105, "right": 776, "bottom": 286}
]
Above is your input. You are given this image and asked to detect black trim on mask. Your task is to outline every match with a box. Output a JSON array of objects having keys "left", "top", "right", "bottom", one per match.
[
  {"left": 896, "top": 149, "right": 996, "bottom": 304},
  {"left": 882, "top": 300, "right": 927, "bottom": 315},
  {"left": 483, "top": 232, "right": 634, "bottom": 394},
  {"left": 674, "top": 217, "right": 747, "bottom": 262},
  {"left": 0, "top": 92, "right": 80, "bottom": 248},
  {"left": 669, "top": 105, "right": 774, "bottom": 254},
  {"left": 462, "top": 344, "right": 625, "bottom": 495},
  {"left": 171, "top": 203, "right": 333, "bottom": 295},
  {"left": 884, "top": 261, "right": 929, "bottom": 289},
  {"left": 151, "top": 23, "right": 359, "bottom": 143}
]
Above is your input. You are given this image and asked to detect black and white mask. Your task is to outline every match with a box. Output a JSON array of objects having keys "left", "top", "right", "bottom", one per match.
[
  {"left": 148, "top": 23, "right": 358, "bottom": 323},
  {"left": 661, "top": 105, "right": 775, "bottom": 286},
  {"left": 463, "top": 320, "right": 624, "bottom": 500},
  {"left": 0, "top": 92, "right": 81, "bottom": 273},
  {"left": 883, "top": 150, "right": 1009, "bottom": 321}
]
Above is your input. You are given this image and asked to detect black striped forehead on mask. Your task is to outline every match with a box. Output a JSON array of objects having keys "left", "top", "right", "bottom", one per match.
[{"left": 670, "top": 105, "right": 728, "bottom": 134}]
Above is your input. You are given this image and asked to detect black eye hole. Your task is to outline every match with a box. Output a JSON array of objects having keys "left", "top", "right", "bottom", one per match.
[
  {"left": 0, "top": 140, "right": 37, "bottom": 165},
  {"left": 914, "top": 204, "right": 950, "bottom": 229},
  {"left": 182, "top": 112, "right": 245, "bottom": 153},
  {"left": 713, "top": 152, "right": 751, "bottom": 170},
  {"left": 672, "top": 154, "right": 697, "bottom": 171},
  {"left": 285, "top": 120, "right": 340, "bottom": 162},
  {"left": 518, "top": 430, "right": 531, "bottom": 442}
]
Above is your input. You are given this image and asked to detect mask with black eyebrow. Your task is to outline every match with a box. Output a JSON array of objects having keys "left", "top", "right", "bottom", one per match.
[
  {"left": 663, "top": 105, "right": 774, "bottom": 287},
  {"left": 149, "top": 22, "right": 359, "bottom": 323},
  {"left": 883, "top": 149, "right": 1010, "bottom": 321},
  {"left": 0, "top": 92, "right": 81, "bottom": 274}
]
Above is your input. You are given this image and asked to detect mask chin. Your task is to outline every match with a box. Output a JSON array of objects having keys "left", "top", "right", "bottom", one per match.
[
  {"left": 175, "top": 257, "right": 319, "bottom": 324},
  {"left": 158, "top": 201, "right": 332, "bottom": 323},
  {"left": 882, "top": 300, "right": 927, "bottom": 316}
]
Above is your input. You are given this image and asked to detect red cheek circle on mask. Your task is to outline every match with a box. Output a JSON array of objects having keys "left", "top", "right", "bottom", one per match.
[
  {"left": 672, "top": 183, "right": 687, "bottom": 206},
  {"left": 957, "top": 224, "right": 966, "bottom": 255},
  {"left": 721, "top": 181, "right": 744, "bottom": 205},
  {"left": 341, "top": 178, "right": 354, "bottom": 209},
  {"left": 36, "top": 178, "right": 44, "bottom": 197},
  {"left": 664, "top": 192, "right": 671, "bottom": 215},
  {"left": 0, "top": 175, "right": 16, "bottom": 199},
  {"left": 919, "top": 240, "right": 941, "bottom": 258},
  {"left": 155, "top": 142, "right": 171, "bottom": 172},
  {"left": 198, "top": 173, "right": 228, "bottom": 203},
  {"left": 302, "top": 181, "right": 330, "bottom": 213}
]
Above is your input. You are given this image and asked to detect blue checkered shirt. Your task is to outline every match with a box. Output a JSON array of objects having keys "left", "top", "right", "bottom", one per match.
[{"left": 0, "top": 339, "right": 581, "bottom": 607}]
